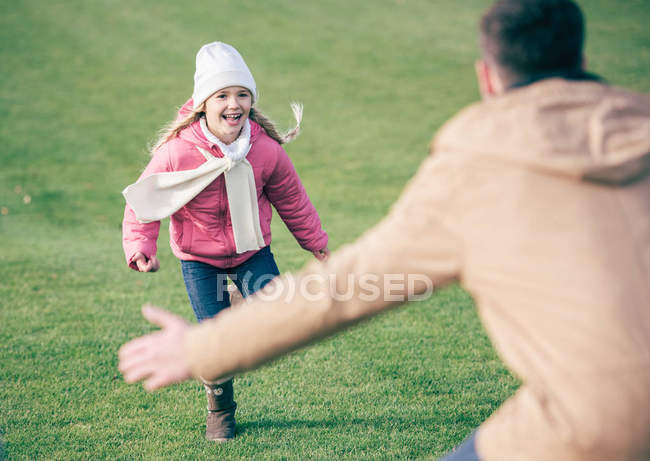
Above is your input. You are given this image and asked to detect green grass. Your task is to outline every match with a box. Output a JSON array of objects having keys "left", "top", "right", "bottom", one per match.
[{"left": 1, "top": 0, "right": 649, "bottom": 459}]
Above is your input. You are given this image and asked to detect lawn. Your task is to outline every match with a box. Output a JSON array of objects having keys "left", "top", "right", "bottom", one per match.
[{"left": 1, "top": 0, "right": 649, "bottom": 459}]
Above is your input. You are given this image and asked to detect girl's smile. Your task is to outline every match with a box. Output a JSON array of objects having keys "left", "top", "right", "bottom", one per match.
[
  {"left": 203, "top": 86, "right": 252, "bottom": 144},
  {"left": 223, "top": 113, "right": 243, "bottom": 126}
]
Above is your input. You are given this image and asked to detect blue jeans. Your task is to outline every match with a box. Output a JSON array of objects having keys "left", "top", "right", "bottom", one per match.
[
  {"left": 180, "top": 246, "right": 280, "bottom": 322},
  {"left": 439, "top": 432, "right": 480, "bottom": 461}
]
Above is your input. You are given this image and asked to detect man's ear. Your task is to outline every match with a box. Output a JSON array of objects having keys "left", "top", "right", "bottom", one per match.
[{"left": 475, "top": 59, "right": 502, "bottom": 98}]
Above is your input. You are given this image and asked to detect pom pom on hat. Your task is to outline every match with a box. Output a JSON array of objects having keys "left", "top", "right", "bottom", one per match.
[{"left": 192, "top": 42, "right": 257, "bottom": 110}]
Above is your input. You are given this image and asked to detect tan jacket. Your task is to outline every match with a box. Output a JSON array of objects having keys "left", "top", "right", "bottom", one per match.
[{"left": 184, "top": 79, "right": 650, "bottom": 460}]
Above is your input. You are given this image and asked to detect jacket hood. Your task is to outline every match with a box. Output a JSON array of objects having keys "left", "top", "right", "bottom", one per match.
[
  {"left": 434, "top": 79, "right": 650, "bottom": 185},
  {"left": 175, "top": 98, "right": 263, "bottom": 150}
]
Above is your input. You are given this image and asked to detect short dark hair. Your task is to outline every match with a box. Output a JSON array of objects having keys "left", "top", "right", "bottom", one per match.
[{"left": 480, "top": 0, "right": 585, "bottom": 84}]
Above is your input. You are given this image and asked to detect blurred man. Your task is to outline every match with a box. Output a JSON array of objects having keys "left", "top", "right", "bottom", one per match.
[{"left": 119, "top": 0, "right": 650, "bottom": 459}]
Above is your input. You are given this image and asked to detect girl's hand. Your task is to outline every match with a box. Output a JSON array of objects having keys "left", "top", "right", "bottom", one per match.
[
  {"left": 133, "top": 252, "right": 160, "bottom": 272},
  {"left": 312, "top": 247, "right": 330, "bottom": 262},
  {"left": 118, "top": 304, "right": 193, "bottom": 391}
]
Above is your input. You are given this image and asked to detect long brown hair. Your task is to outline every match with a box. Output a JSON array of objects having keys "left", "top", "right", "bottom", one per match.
[{"left": 149, "top": 102, "right": 303, "bottom": 155}]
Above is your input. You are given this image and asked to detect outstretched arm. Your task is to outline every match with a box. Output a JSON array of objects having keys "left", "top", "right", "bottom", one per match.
[{"left": 119, "top": 153, "right": 463, "bottom": 389}]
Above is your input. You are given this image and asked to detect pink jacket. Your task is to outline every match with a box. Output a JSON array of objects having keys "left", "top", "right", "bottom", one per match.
[{"left": 122, "top": 104, "right": 328, "bottom": 270}]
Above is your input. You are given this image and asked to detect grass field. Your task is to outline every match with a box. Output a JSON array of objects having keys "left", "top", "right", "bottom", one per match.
[{"left": 1, "top": 0, "right": 649, "bottom": 459}]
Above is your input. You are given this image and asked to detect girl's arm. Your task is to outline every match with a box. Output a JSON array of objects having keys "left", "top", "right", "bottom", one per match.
[
  {"left": 122, "top": 210, "right": 160, "bottom": 271},
  {"left": 264, "top": 146, "right": 328, "bottom": 254},
  {"left": 122, "top": 144, "right": 173, "bottom": 271}
]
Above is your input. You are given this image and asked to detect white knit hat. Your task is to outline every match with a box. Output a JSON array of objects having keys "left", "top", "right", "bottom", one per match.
[{"left": 192, "top": 42, "right": 257, "bottom": 110}]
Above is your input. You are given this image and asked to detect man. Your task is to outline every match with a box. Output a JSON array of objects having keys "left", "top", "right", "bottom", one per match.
[{"left": 118, "top": 0, "right": 650, "bottom": 459}]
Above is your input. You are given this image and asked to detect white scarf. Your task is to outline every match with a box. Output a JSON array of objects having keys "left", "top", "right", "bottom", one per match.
[{"left": 122, "top": 118, "right": 265, "bottom": 254}]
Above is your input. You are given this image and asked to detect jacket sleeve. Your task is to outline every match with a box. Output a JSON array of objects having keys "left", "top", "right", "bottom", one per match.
[
  {"left": 183, "top": 152, "right": 463, "bottom": 381},
  {"left": 121, "top": 144, "right": 172, "bottom": 270},
  {"left": 263, "top": 145, "right": 328, "bottom": 252}
]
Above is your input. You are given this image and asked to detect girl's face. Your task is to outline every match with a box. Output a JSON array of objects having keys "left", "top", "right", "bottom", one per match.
[{"left": 203, "top": 86, "right": 253, "bottom": 144}]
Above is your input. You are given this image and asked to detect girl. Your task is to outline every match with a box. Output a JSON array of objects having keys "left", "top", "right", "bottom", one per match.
[{"left": 121, "top": 41, "right": 329, "bottom": 442}]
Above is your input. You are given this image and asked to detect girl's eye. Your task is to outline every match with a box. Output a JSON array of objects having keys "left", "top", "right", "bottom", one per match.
[{"left": 238, "top": 93, "right": 249, "bottom": 98}]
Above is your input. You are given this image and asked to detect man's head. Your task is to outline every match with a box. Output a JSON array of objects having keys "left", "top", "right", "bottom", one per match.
[{"left": 476, "top": 0, "right": 585, "bottom": 97}]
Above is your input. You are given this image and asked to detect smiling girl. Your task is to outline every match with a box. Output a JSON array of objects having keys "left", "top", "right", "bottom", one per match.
[{"left": 121, "top": 42, "right": 329, "bottom": 441}]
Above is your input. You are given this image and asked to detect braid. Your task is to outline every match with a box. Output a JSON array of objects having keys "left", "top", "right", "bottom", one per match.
[
  {"left": 249, "top": 108, "right": 283, "bottom": 144},
  {"left": 249, "top": 103, "right": 303, "bottom": 145}
]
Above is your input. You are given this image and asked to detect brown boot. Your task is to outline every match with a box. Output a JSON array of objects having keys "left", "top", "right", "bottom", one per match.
[{"left": 204, "top": 379, "right": 237, "bottom": 442}]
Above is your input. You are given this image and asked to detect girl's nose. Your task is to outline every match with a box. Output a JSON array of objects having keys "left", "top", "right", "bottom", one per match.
[{"left": 226, "top": 96, "right": 240, "bottom": 108}]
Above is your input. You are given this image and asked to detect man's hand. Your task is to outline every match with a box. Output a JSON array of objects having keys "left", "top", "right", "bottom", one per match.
[
  {"left": 132, "top": 252, "right": 160, "bottom": 272},
  {"left": 118, "top": 304, "right": 193, "bottom": 391}
]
